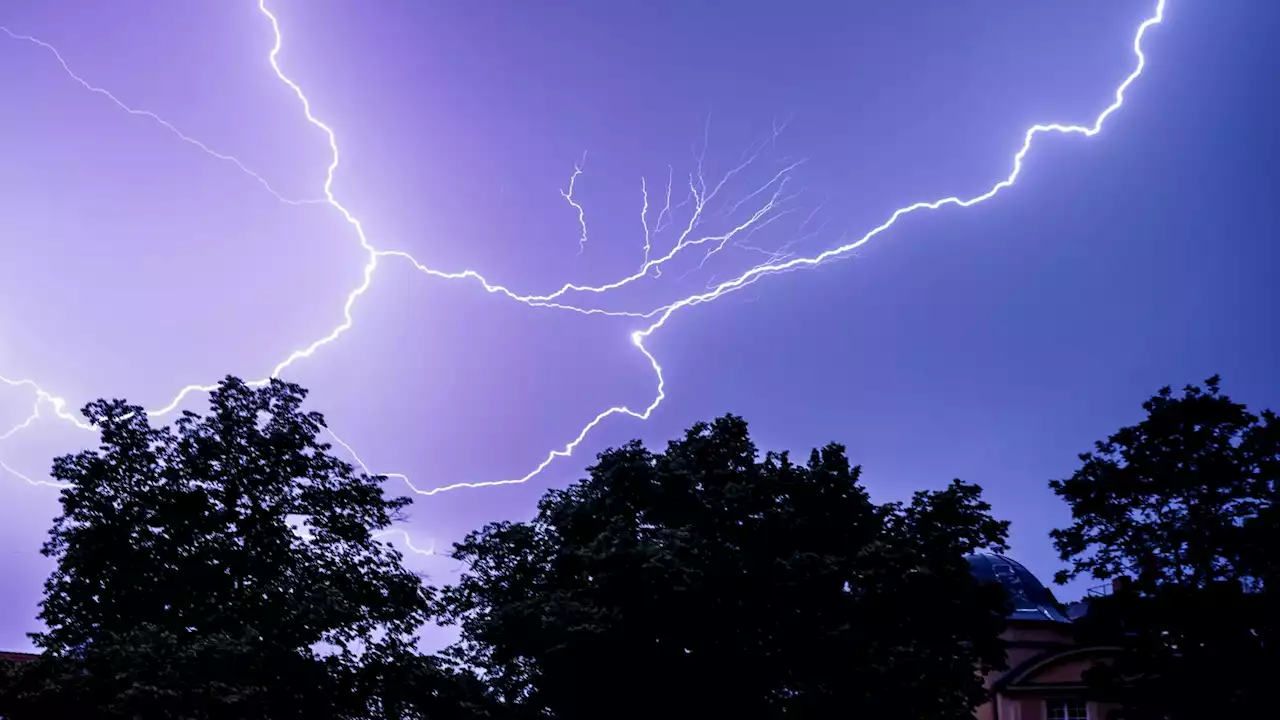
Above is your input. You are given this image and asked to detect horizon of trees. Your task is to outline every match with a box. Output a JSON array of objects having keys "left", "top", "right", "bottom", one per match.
[{"left": 0, "top": 373, "right": 1273, "bottom": 719}]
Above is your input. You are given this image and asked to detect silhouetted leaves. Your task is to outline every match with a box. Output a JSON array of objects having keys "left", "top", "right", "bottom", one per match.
[
  {"left": 438, "top": 414, "right": 1011, "bottom": 719},
  {"left": 0, "top": 377, "right": 492, "bottom": 720},
  {"left": 1051, "top": 376, "right": 1280, "bottom": 720}
]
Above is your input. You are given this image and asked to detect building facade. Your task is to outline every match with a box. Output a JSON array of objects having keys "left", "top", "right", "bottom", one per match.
[{"left": 969, "top": 553, "right": 1122, "bottom": 720}]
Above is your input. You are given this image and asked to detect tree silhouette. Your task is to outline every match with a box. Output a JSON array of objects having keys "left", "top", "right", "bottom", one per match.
[
  {"left": 438, "top": 414, "right": 1011, "bottom": 719},
  {"left": 0, "top": 377, "right": 493, "bottom": 720},
  {"left": 1050, "top": 376, "right": 1279, "bottom": 720}
]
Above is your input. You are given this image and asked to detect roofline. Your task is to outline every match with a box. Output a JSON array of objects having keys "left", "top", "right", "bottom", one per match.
[
  {"left": 993, "top": 645, "right": 1122, "bottom": 691},
  {"left": 968, "top": 553, "right": 1072, "bottom": 623}
]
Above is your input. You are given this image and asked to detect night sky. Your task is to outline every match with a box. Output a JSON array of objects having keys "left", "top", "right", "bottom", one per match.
[{"left": 2, "top": 0, "right": 1276, "bottom": 653}]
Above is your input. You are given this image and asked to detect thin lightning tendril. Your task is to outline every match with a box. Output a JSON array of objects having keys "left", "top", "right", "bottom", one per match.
[
  {"left": 1, "top": 2, "right": 1167, "bottom": 552},
  {"left": 561, "top": 152, "right": 589, "bottom": 255},
  {"left": 0, "top": 26, "right": 323, "bottom": 207}
]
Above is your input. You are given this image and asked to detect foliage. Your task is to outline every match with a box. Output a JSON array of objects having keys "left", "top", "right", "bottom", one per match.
[
  {"left": 437, "top": 414, "right": 1012, "bottom": 719},
  {"left": 1050, "top": 376, "right": 1279, "bottom": 719},
  {"left": 0, "top": 377, "right": 494, "bottom": 720}
]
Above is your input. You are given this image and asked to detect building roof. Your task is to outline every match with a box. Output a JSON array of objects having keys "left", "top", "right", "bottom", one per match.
[
  {"left": 967, "top": 553, "right": 1071, "bottom": 623},
  {"left": 0, "top": 650, "right": 39, "bottom": 663}
]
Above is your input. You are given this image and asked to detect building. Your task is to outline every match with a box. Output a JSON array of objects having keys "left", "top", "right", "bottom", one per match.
[{"left": 968, "top": 553, "right": 1121, "bottom": 720}]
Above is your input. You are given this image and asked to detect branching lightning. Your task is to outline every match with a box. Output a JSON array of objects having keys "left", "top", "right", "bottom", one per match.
[
  {"left": 561, "top": 152, "right": 589, "bottom": 255},
  {"left": 1, "top": 1, "right": 1167, "bottom": 555},
  {"left": 0, "top": 26, "right": 322, "bottom": 207}
]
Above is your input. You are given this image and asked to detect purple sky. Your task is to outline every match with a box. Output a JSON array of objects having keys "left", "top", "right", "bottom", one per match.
[{"left": 1, "top": 0, "right": 1276, "bottom": 653}]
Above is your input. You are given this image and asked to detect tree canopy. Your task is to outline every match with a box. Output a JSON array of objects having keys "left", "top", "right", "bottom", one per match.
[
  {"left": 1050, "top": 376, "right": 1279, "bottom": 719},
  {"left": 0, "top": 377, "right": 493, "bottom": 720},
  {"left": 438, "top": 414, "right": 1012, "bottom": 719}
]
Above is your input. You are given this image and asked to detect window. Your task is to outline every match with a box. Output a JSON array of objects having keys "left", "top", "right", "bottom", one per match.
[{"left": 1046, "top": 700, "right": 1089, "bottom": 720}]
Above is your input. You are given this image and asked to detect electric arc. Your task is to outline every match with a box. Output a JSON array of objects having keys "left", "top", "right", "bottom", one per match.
[{"left": 1, "top": 2, "right": 1167, "bottom": 550}]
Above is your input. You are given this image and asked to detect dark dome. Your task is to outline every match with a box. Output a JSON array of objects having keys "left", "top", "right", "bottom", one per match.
[{"left": 967, "top": 553, "right": 1070, "bottom": 623}]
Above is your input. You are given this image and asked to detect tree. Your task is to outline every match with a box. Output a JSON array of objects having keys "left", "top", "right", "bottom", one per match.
[
  {"left": 0, "top": 377, "right": 492, "bottom": 720},
  {"left": 1049, "top": 376, "right": 1279, "bottom": 719},
  {"left": 437, "top": 414, "right": 1012, "bottom": 719}
]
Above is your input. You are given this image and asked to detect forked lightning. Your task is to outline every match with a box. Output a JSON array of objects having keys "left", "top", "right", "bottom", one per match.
[{"left": 1, "top": 2, "right": 1167, "bottom": 552}]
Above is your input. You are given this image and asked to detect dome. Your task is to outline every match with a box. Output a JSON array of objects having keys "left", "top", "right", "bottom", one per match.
[{"left": 967, "top": 553, "right": 1070, "bottom": 623}]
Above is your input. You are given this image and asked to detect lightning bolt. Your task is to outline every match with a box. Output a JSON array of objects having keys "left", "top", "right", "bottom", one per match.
[
  {"left": 374, "top": 530, "right": 438, "bottom": 558},
  {"left": 0, "top": 26, "right": 321, "bottom": 207},
  {"left": 1, "top": 1, "right": 1167, "bottom": 555},
  {"left": 561, "top": 152, "right": 589, "bottom": 255},
  {"left": 363, "top": 0, "right": 1170, "bottom": 497}
]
